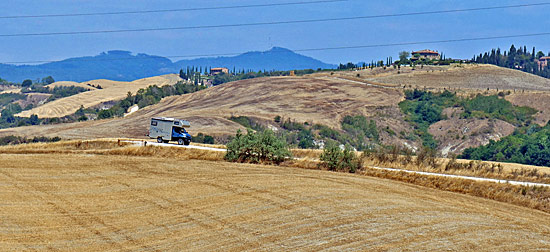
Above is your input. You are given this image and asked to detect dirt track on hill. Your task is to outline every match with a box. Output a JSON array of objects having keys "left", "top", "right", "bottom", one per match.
[{"left": 1, "top": 154, "right": 549, "bottom": 251}]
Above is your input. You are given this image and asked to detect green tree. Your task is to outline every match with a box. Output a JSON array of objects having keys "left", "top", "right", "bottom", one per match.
[
  {"left": 22, "top": 79, "right": 33, "bottom": 87},
  {"left": 319, "top": 141, "right": 361, "bottom": 173},
  {"left": 225, "top": 129, "right": 291, "bottom": 164},
  {"left": 41, "top": 76, "right": 55, "bottom": 84},
  {"left": 399, "top": 51, "right": 410, "bottom": 63}
]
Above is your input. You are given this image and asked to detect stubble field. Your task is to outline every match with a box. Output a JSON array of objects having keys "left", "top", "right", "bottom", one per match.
[{"left": 1, "top": 152, "right": 549, "bottom": 251}]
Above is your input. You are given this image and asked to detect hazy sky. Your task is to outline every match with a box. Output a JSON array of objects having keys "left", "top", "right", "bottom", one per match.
[{"left": 1, "top": 0, "right": 549, "bottom": 65}]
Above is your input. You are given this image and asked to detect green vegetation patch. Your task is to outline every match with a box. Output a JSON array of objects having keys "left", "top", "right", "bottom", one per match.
[
  {"left": 460, "top": 124, "right": 550, "bottom": 167},
  {"left": 192, "top": 133, "right": 215, "bottom": 144},
  {"left": 461, "top": 94, "right": 536, "bottom": 126},
  {"left": 229, "top": 116, "right": 265, "bottom": 132}
]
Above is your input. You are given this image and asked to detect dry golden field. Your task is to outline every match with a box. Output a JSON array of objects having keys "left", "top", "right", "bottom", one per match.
[
  {"left": 16, "top": 74, "right": 182, "bottom": 118},
  {"left": 1, "top": 151, "right": 550, "bottom": 251}
]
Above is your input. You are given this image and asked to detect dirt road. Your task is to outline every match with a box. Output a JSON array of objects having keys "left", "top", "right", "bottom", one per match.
[{"left": 1, "top": 154, "right": 549, "bottom": 251}]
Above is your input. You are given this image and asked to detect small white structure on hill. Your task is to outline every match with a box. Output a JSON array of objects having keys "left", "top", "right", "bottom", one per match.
[{"left": 124, "top": 104, "right": 139, "bottom": 117}]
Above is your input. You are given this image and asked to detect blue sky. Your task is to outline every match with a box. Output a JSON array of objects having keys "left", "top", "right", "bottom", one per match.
[{"left": 0, "top": 0, "right": 549, "bottom": 65}]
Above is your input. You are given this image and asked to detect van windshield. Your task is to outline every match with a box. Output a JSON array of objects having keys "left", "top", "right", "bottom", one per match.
[{"left": 173, "top": 127, "right": 186, "bottom": 134}]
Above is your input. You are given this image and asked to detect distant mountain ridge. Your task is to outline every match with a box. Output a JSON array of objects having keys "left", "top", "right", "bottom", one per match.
[{"left": 0, "top": 47, "right": 336, "bottom": 83}]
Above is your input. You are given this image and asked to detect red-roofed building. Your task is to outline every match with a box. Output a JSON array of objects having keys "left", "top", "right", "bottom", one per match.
[
  {"left": 411, "top": 49, "right": 441, "bottom": 61},
  {"left": 210, "top": 67, "right": 229, "bottom": 75},
  {"left": 538, "top": 56, "right": 550, "bottom": 69}
]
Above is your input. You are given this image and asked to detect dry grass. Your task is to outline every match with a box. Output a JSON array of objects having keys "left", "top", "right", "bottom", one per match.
[
  {"left": 16, "top": 74, "right": 182, "bottom": 118},
  {"left": 362, "top": 152, "right": 550, "bottom": 184},
  {"left": 2, "top": 153, "right": 550, "bottom": 250},
  {"left": 362, "top": 168, "right": 550, "bottom": 213},
  {"left": 0, "top": 139, "right": 225, "bottom": 161}
]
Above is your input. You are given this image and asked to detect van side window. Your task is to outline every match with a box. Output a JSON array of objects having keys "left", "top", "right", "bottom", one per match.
[
  {"left": 151, "top": 121, "right": 158, "bottom": 126},
  {"left": 174, "top": 121, "right": 180, "bottom": 125}
]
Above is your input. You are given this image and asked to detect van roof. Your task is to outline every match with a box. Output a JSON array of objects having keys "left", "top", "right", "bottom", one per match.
[{"left": 151, "top": 117, "right": 190, "bottom": 127}]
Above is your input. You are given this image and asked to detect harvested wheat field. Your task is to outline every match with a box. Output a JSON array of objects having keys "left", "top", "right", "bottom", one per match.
[
  {"left": 16, "top": 74, "right": 182, "bottom": 118},
  {"left": 1, "top": 153, "right": 550, "bottom": 251}
]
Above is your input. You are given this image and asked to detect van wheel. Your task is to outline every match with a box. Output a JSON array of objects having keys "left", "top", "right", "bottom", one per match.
[
  {"left": 178, "top": 138, "right": 184, "bottom": 145},
  {"left": 157, "top": 137, "right": 163, "bottom": 143}
]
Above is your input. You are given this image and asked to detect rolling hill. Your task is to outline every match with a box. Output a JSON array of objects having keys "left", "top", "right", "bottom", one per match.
[
  {"left": 2, "top": 63, "right": 550, "bottom": 156},
  {"left": 0, "top": 47, "right": 336, "bottom": 83}
]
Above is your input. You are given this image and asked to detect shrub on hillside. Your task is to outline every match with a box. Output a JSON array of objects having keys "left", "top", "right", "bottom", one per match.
[
  {"left": 192, "top": 133, "right": 215, "bottom": 144},
  {"left": 319, "top": 141, "right": 361, "bottom": 173},
  {"left": 225, "top": 129, "right": 291, "bottom": 164}
]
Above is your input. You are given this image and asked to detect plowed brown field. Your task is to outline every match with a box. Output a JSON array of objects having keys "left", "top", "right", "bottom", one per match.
[{"left": 1, "top": 153, "right": 549, "bottom": 251}]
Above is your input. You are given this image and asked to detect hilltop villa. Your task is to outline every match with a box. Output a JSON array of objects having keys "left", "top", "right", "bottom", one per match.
[
  {"left": 210, "top": 67, "right": 229, "bottom": 75},
  {"left": 411, "top": 49, "right": 441, "bottom": 61}
]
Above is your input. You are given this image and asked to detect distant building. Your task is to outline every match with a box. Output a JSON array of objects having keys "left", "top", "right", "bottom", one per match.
[
  {"left": 210, "top": 67, "right": 229, "bottom": 75},
  {"left": 411, "top": 49, "right": 441, "bottom": 61},
  {"left": 538, "top": 56, "right": 550, "bottom": 68}
]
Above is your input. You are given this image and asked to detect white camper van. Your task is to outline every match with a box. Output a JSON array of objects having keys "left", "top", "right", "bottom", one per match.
[{"left": 148, "top": 117, "right": 192, "bottom": 145}]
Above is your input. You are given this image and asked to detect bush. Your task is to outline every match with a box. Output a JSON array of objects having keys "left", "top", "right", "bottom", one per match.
[
  {"left": 319, "top": 141, "right": 361, "bottom": 173},
  {"left": 225, "top": 129, "right": 291, "bottom": 164},
  {"left": 192, "top": 133, "right": 215, "bottom": 144}
]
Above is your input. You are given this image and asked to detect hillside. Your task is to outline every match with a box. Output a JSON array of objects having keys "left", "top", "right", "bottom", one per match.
[
  {"left": 16, "top": 74, "right": 182, "bottom": 118},
  {"left": 0, "top": 47, "right": 336, "bottom": 82},
  {"left": 0, "top": 76, "right": 413, "bottom": 145},
  {"left": 1, "top": 151, "right": 549, "bottom": 250}
]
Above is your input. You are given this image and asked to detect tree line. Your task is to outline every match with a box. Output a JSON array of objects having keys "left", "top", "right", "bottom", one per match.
[{"left": 473, "top": 44, "right": 550, "bottom": 78}]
